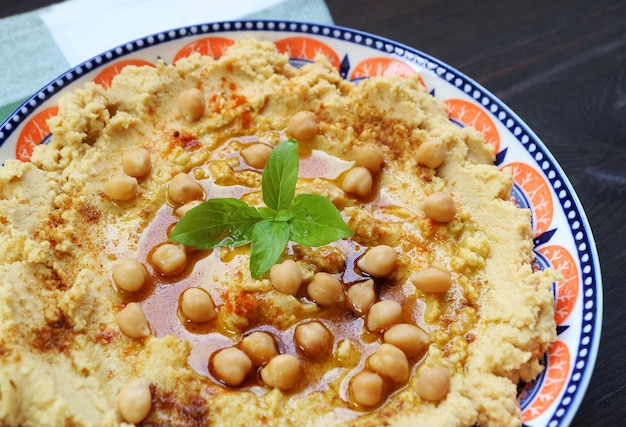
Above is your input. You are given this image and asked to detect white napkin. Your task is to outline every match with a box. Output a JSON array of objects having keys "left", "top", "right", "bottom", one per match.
[{"left": 41, "top": 0, "right": 291, "bottom": 67}]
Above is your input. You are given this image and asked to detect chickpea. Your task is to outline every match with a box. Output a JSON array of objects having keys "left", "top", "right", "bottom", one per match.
[
  {"left": 269, "top": 259, "right": 303, "bottom": 296},
  {"left": 260, "top": 354, "right": 301, "bottom": 390},
  {"left": 117, "top": 378, "right": 152, "bottom": 424},
  {"left": 168, "top": 173, "right": 204, "bottom": 205},
  {"left": 103, "top": 174, "right": 137, "bottom": 201},
  {"left": 286, "top": 111, "right": 318, "bottom": 141},
  {"left": 211, "top": 347, "right": 253, "bottom": 387},
  {"left": 112, "top": 258, "right": 147, "bottom": 292},
  {"left": 173, "top": 200, "right": 202, "bottom": 218},
  {"left": 416, "top": 366, "right": 451, "bottom": 401},
  {"left": 421, "top": 192, "right": 456, "bottom": 223},
  {"left": 121, "top": 147, "right": 151, "bottom": 178},
  {"left": 307, "top": 272, "right": 345, "bottom": 307},
  {"left": 180, "top": 287, "right": 216, "bottom": 323},
  {"left": 383, "top": 323, "right": 430, "bottom": 358},
  {"left": 366, "top": 299, "right": 402, "bottom": 333},
  {"left": 150, "top": 243, "right": 188, "bottom": 277},
  {"left": 342, "top": 167, "right": 373, "bottom": 197},
  {"left": 294, "top": 321, "right": 334, "bottom": 358},
  {"left": 178, "top": 88, "right": 206, "bottom": 122},
  {"left": 115, "top": 302, "right": 151, "bottom": 338},
  {"left": 415, "top": 137, "right": 447, "bottom": 169},
  {"left": 350, "top": 371, "right": 384, "bottom": 407},
  {"left": 346, "top": 279, "right": 376, "bottom": 316},
  {"left": 354, "top": 143, "right": 384, "bottom": 173},
  {"left": 241, "top": 143, "right": 273, "bottom": 169},
  {"left": 410, "top": 267, "right": 452, "bottom": 294},
  {"left": 241, "top": 331, "right": 278, "bottom": 367},
  {"left": 368, "top": 343, "right": 410, "bottom": 383},
  {"left": 356, "top": 245, "right": 397, "bottom": 277}
]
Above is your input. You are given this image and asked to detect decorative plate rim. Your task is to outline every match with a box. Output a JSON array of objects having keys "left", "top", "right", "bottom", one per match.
[{"left": 0, "top": 19, "right": 602, "bottom": 427}]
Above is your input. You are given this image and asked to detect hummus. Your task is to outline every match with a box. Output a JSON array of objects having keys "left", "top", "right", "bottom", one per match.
[{"left": 0, "top": 39, "right": 557, "bottom": 426}]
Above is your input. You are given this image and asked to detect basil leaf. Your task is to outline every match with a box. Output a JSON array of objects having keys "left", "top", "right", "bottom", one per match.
[
  {"left": 249, "top": 220, "right": 290, "bottom": 279},
  {"left": 262, "top": 139, "right": 299, "bottom": 212},
  {"left": 288, "top": 194, "right": 354, "bottom": 247},
  {"left": 169, "top": 198, "right": 262, "bottom": 249},
  {"left": 258, "top": 207, "right": 277, "bottom": 220},
  {"left": 275, "top": 209, "right": 296, "bottom": 222}
]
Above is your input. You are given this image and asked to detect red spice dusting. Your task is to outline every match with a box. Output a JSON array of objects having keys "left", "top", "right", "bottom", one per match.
[
  {"left": 93, "top": 323, "right": 117, "bottom": 345},
  {"left": 143, "top": 385, "right": 209, "bottom": 426},
  {"left": 209, "top": 94, "right": 222, "bottom": 114},
  {"left": 241, "top": 111, "right": 252, "bottom": 130},
  {"left": 172, "top": 131, "right": 201, "bottom": 150},
  {"left": 222, "top": 290, "right": 258, "bottom": 318},
  {"left": 230, "top": 94, "right": 247, "bottom": 108},
  {"left": 78, "top": 204, "right": 100, "bottom": 223},
  {"left": 30, "top": 312, "right": 74, "bottom": 353}
]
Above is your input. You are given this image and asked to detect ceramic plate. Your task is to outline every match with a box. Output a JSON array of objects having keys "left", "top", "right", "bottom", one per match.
[{"left": 0, "top": 20, "right": 601, "bottom": 427}]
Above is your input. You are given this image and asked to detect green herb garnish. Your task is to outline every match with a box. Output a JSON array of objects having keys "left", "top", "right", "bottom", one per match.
[{"left": 169, "top": 139, "right": 354, "bottom": 279}]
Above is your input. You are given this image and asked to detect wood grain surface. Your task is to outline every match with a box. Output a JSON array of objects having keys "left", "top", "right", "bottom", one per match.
[{"left": 1, "top": 0, "right": 624, "bottom": 425}]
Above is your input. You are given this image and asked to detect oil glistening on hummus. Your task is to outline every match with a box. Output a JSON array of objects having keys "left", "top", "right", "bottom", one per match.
[{"left": 169, "top": 139, "right": 354, "bottom": 279}]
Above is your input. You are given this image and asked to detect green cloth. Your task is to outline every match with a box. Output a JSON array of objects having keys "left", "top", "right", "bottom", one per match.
[{"left": 0, "top": 12, "right": 69, "bottom": 122}]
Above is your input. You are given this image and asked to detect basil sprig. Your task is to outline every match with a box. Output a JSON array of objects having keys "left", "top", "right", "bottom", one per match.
[{"left": 169, "top": 139, "right": 354, "bottom": 279}]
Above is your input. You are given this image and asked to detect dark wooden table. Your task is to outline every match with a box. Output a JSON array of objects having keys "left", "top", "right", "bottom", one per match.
[{"left": 2, "top": 1, "right": 624, "bottom": 425}]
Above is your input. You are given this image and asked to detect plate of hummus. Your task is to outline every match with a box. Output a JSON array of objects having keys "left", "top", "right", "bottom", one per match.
[{"left": 0, "top": 20, "right": 601, "bottom": 427}]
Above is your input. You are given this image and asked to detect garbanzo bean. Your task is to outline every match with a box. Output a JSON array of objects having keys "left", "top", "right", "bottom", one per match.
[
  {"left": 368, "top": 343, "right": 410, "bottom": 383},
  {"left": 180, "top": 287, "right": 216, "bottom": 323},
  {"left": 294, "top": 321, "right": 334, "bottom": 358},
  {"left": 421, "top": 192, "right": 456, "bottom": 222},
  {"left": 356, "top": 245, "right": 397, "bottom": 277},
  {"left": 260, "top": 354, "right": 301, "bottom": 390},
  {"left": 241, "top": 143, "right": 273, "bottom": 169},
  {"left": 117, "top": 378, "right": 152, "bottom": 424},
  {"left": 173, "top": 200, "right": 202, "bottom": 218},
  {"left": 354, "top": 143, "right": 385, "bottom": 173},
  {"left": 121, "top": 147, "right": 151, "bottom": 178},
  {"left": 383, "top": 323, "right": 430, "bottom": 358},
  {"left": 103, "top": 174, "right": 137, "bottom": 201},
  {"left": 415, "top": 137, "right": 447, "bottom": 169},
  {"left": 410, "top": 267, "right": 452, "bottom": 294},
  {"left": 241, "top": 331, "right": 278, "bottom": 367},
  {"left": 269, "top": 259, "right": 303, "bottom": 296},
  {"left": 150, "top": 243, "right": 188, "bottom": 277},
  {"left": 286, "top": 111, "right": 318, "bottom": 141},
  {"left": 366, "top": 300, "right": 402, "bottom": 332},
  {"left": 342, "top": 167, "right": 373, "bottom": 197},
  {"left": 211, "top": 347, "right": 253, "bottom": 387},
  {"left": 115, "top": 302, "right": 151, "bottom": 338},
  {"left": 168, "top": 173, "right": 204, "bottom": 205},
  {"left": 350, "top": 371, "right": 384, "bottom": 407},
  {"left": 416, "top": 366, "right": 451, "bottom": 401},
  {"left": 307, "top": 272, "right": 345, "bottom": 307},
  {"left": 346, "top": 279, "right": 376, "bottom": 316},
  {"left": 178, "top": 88, "right": 206, "bottom": 122},
  {"left": 112, "top": 258, "right": 147, "bottom": 292}
]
